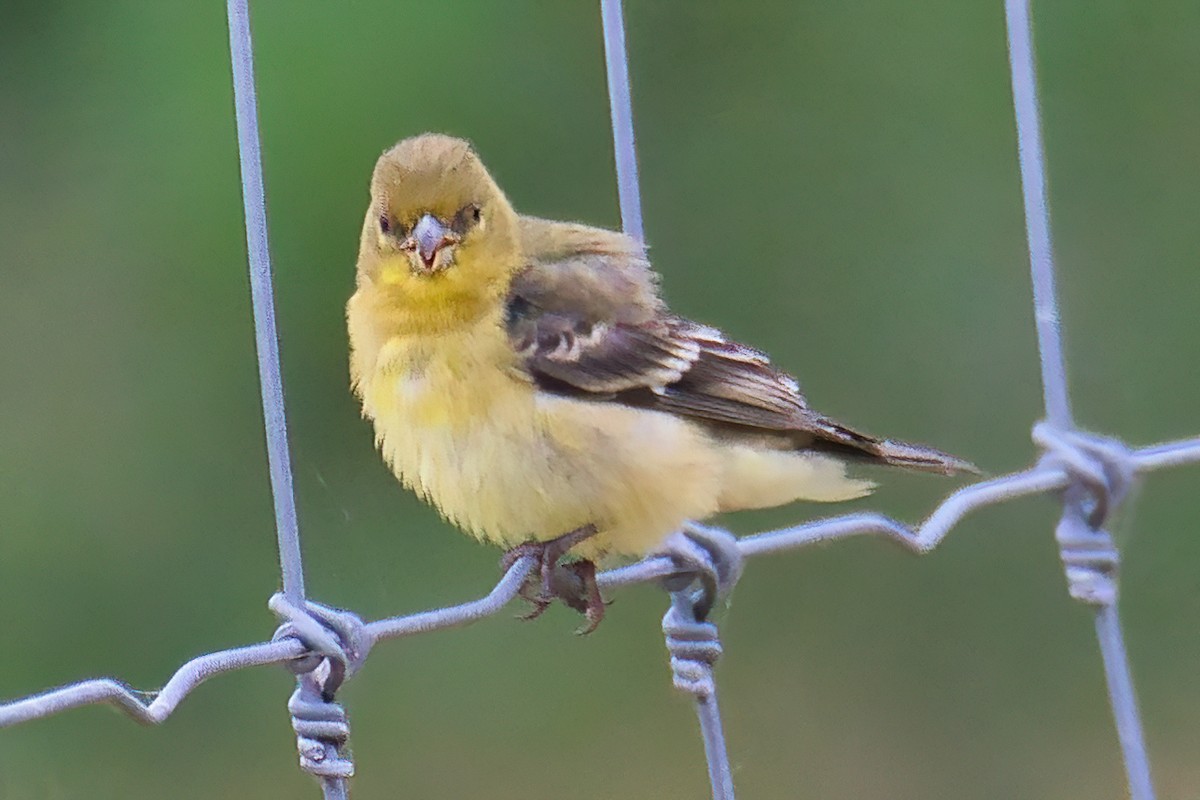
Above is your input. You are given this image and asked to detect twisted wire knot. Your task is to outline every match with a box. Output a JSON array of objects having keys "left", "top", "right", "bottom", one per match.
[
  {"left": 288, "top": 686, "right": 355, "bottom": 779},
  {"left": 660, "top": 523, "right": 744, "bottom": 622},
  {"left": 270, "top": 594, "right": 372, "bottom": 782},
  {"left": 270, "top": 593, "right": 372, "bottom": 682},
  {"left": 1032, "top": 422, "right": 1135, "bottom": 529},
  {"left": 662, "top": 595, "right": 723, "bottom": 699},
  {"left": 1055, "top": 521, "right": 1120, "bottom": 606},
  {"left": 1032, "top": 422, "right": 1135, "bottom": 607}
]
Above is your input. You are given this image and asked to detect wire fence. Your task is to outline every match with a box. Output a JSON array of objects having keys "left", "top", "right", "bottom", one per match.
[{"left": 3, "top": 1, "right": 1199, "bottom": 798}]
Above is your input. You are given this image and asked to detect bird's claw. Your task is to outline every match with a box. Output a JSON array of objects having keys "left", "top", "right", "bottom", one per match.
[
  {"left": 516, "top": 583, "right": 552, "bottom": 621},
  {"left": 561, "top": 560, "right": 607, "bottom": 635},
  {"left": 499, "top": 524, "right": 607, "bottom": 632}
]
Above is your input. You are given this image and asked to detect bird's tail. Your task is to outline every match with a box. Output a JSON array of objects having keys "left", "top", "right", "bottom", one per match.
[
  {"left": 864, "top": 437, "right": 980, "bottom": 475},
  {"left": 802, "top": 411, "right": 979, "bottom": 476}
]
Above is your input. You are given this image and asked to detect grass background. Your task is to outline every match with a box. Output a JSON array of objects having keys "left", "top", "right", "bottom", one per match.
[{"left": 1, "top": 1, "right": 1197, "bottom": 798}]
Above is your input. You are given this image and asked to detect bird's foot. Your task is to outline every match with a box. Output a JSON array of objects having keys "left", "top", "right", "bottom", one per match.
[
  {"left": 499, "top": 524, "right": 606, "bottom": 632},
  {"left": 559, "top": 560, "right": 608, "bottom": 635},
  {"left": 657, "top": 522, "right": 744, "bottom": 621}
]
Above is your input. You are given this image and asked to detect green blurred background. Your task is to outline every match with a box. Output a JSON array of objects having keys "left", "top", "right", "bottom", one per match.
[{"left": 1, "top": 1, "right": 1197, "bottom": 798}]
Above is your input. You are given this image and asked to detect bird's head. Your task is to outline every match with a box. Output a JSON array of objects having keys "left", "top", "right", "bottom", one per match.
[{"left": 357, "top": 134, "right": 521, "bottom": 298}]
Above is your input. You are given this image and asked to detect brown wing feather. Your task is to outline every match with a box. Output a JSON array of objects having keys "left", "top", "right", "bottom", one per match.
[
  {"left": 509, "top": 310, "right": 700, "bottom": 394},
  {"left": 511, "top": 217, "right": 974, "bottom": 475}
]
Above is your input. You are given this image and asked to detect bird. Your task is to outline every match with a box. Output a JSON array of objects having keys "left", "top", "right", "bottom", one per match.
[{"left": 347, "top": 133, "right": 973, "bottom": 632}]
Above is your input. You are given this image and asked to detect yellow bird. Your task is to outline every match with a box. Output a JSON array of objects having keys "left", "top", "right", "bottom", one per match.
[{"left": 348, "top": 133, "right": 972, "bottom": 631}]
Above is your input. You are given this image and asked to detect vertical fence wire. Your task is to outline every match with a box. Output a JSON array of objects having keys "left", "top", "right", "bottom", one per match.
[
  {"left": 1003, "top": 0, "right": 1072, "bottom": 429},
  {"left": 1094, "top": 605, "right": 1155, "bottom": 800},
  {"left": 225, "top": 0, "right": 305, "bottom": 606},
  {"left": 695, "top": 696, "right": 735, "bottom": 799},
  {"left": 1002, "top": 2, "right": 1155, "bottom": 798},
  {"left": 601, "top": 3, "right": 733, "bottom": 799},
  {"left": 225, "top": 2, "right": 348, "bottom": 798},
  {"left": 600, "top": 0, "right": 645, "bottom": 242}
]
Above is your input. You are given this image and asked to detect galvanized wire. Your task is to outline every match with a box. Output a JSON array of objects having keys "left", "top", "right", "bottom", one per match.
[
  {"left": 226, "top": 1, "right": 348, "bottom": 797},
  {"left": 1, "top": 3, "right": 1198, "bottom": 800},
  {"left": 226, "top": 0, "right": 306, "bottom": 606},
  {"left": 601, "top": 2, "right": 736, "bottom": 796},
  {"left": 601, "top": 0, "right": 644, "bottom": 243},
  {"left": 1004, "top": 1, "right": 1155, "bottom": 797},
  {"left": 1004, "top": 0, "right": 1072, "bottom": 431},
  {"left": 4, "top": 434, "right": 1196, "bottom": 728}
]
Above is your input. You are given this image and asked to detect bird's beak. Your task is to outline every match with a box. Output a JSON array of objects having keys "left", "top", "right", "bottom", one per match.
[{"left": 411, "top": 213, "right": 455, "bottom": 272}]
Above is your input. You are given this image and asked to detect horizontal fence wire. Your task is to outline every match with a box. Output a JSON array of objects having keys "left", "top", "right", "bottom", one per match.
[
  {"left": 2, "top": 439, "right": 1197, "bottom": 729},
  {"left": 2, "top": 2, "right": 1199, "bottom": 800}
]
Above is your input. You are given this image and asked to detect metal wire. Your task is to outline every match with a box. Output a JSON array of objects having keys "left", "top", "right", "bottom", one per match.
[
  {"left": 226, "top": 2, "right": 347, "bottom": 797},
  {"left": 1, "top": 3, "right": 1197, "bottom": 800},
  {"left": 662, "top": 591, "right": 734, "bottom": 800},
  {"left": 1003, "top": 1, "right": 1155, "bottom": 797},
  {"left": 3, "top": 442, "right": 1195, "bottom": 718},
  {"left": 601, "top": 0, "right": 645, "bottom": 242},
  {"left": 1004, "top": 0, "right": 1072, "bottom": 430},
  {"left": 600, "top": 2, "right": 736, "bottom": 795},
  {"left": 226, "top": 0, "right": 305, "bottom": 606}
]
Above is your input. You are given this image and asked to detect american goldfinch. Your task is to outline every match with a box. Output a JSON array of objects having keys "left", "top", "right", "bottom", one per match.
[{"left": 347, "top": 133, "right": 972, "bottom": 631}]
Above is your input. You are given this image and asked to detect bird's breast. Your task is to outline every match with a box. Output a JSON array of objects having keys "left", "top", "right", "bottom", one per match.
[
  {"left": 367, "top": 329, "right": 532, "bottom": 441},
  {"left": 359, "top": 328, "right": 570, "bottom": 541},
  {"left": 349, "top": 315, "right": 728, "bottom": 557}
]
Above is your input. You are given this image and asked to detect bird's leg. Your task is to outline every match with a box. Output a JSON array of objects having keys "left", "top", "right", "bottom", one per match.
[{"left": 499, "top": 524, "right": 600, "bottom": 624}]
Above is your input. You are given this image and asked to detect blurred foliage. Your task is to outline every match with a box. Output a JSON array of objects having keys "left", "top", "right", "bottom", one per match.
[{"left": 1, "top": 1, "right": 1197, "bottom": 798}]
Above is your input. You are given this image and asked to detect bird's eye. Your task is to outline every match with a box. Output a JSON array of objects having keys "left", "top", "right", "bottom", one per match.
[
  {"left": 379, "top": 214, "right": 391, "bottom": 234},
  {"left": 452, "top": 203, "right": 482, "bottom": 234}
]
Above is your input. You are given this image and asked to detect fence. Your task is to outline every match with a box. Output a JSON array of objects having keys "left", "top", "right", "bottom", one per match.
[{"left": 2, "top": 1, "right": 1199, "bottom": 798}]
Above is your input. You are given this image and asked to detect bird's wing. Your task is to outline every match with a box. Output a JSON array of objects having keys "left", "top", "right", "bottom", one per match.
[{"left": 510, "top": 217, "right": 972, "bottom": 474}]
